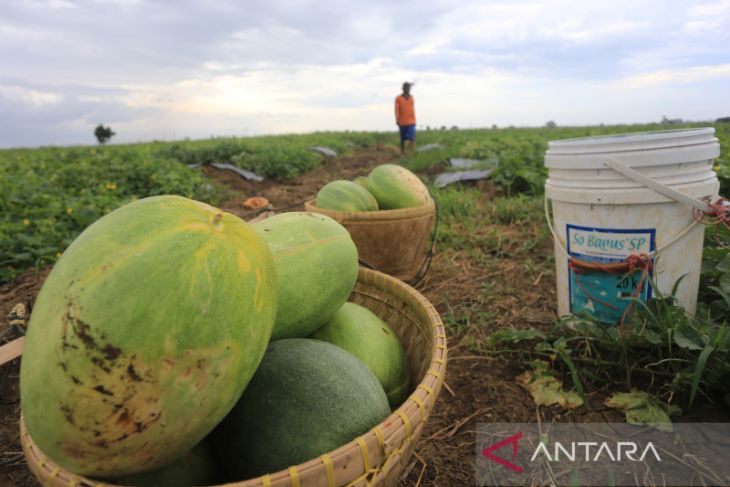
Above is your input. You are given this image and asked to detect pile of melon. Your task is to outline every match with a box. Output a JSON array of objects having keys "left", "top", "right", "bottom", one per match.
[
  {"left": 315, "top": 164, "right": 433, "bottom": 211},
  {"left": 19, "top": 196, "right": 411, "bottom": 485}
]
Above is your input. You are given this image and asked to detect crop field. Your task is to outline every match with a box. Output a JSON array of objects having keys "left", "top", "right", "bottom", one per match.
[{"left": 2, "top": 122, "right": 730, "bottom": 485}]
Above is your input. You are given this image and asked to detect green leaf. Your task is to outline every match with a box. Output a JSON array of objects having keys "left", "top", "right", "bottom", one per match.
[
  {"left": 716, "top": 254, "right": 730, "bottom": 272},
  {"left": 712, "top": 326, "right": 730, "bottom": 352},
  {"left": 702, "top": 249, "right": 724, "bottom": 273},
  {"left": 12, "top": 252, "right": 32, "bottom": 262},
  {"left": 554, "top": 345, "right": 585, "bottom": 401},
  {"left": 605, "top": 465, "right": 616, "bottom": 487},
  {"left": 708, "top": 285, "right": 730, "bottom": 310},
  {"left": 689, "top": 345, "right": 715, "bottom": 408},
  {"left": 641, "top": 328, "right": 663, "bottom": 345},
  {"left": 671, "top": 274, "right": 688, "bottom": 297},
  {"left": 569, "top": 468, "right": 582, "bottom": 487},
  {"left": 673, "top": 325, "right": 704, "bottom": 350},
  {"left": 720, "top": 272, "right": 730, "bottom": 293},
  {"left": 487, "top": 328, "right": 545, "bottom": 346}
]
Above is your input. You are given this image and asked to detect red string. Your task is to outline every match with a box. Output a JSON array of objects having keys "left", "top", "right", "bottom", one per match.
[
  {"left": 569, "top": 253, "right": 653, "bottom": 333},
  {"left": 619, "top": 254, "right": 652, "bottom": 333},
  {"left": 693, "top": 197, "right": 730, "bottom": 229},
  {"left": 569, "top": 260, "right": 620, "bottom": 311}
]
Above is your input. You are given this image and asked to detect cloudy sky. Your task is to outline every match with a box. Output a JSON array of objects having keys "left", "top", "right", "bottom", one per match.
[{"left": 1, "top": 0, "right": 729, "bottom": 148}]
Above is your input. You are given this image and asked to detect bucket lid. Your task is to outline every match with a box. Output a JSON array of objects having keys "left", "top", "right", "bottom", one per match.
[{"left": 545, "top": 128, "right": 720, "bottom": 169}]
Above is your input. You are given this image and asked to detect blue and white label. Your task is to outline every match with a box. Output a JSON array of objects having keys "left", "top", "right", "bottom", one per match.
[{"left": 567, "top": 225, "right": 656, "bottom": 324}]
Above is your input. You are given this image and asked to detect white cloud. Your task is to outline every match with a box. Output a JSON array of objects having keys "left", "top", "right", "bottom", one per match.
[
  {"left": 414, "top": 1, "right": 655, "bottom": 49},
  {"left": 124, "top": 58, "right": 408, "bottom": 117},
  {"left": 202, "top": 61, "right": 242, "bottom": 71},
  {"left": 540, "top": 19, "right": 649, "bottom": 43},
  {"left": 684, "top": 0, "right": 730, "bottom": 35},
  {"left": 687, "top": 0, "right": 730, "bottom": 16},
  {"left": 617, "top": 64, "right": 730, "bottom": 87},
  {"left": 407, "top": 44, "right": 441, "bottom": 57},
  {"left": 0, "top": 84, "right": 63, "bottom": 108}
]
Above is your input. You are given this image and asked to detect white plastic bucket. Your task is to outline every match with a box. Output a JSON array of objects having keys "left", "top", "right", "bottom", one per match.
[{"left": 544, "top": 128, "right": 721, "bottom": 323}]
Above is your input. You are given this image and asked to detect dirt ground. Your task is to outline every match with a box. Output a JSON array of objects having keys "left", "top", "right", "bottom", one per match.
[
  {"left": 0, "top": 145, "right": 685, "bottom": 486},
  {"left": 205, "top": 144, "right": 400, "bottom": 220}
]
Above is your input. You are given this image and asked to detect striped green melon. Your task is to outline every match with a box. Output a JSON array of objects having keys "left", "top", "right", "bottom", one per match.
[
  {"left": 20, "top": 195, "right": 277, "bottom": 478},
  {"left": 352, "top": 176, "right": 369, "bottom": 188},
  {"left": 315, "top": 180, "right": 378, "bottom": 211},
  {"left": 310, "top": 302, "right": 410, "bottom": 407},
  {"left": 252, "top": 212, "right": 358, "bottom": 339},
  {"left": 364, "top": 164, "right": 432, "bottom": 209},
  {"left": 213, "top": 339, "right": 390, "bottom": 479}
]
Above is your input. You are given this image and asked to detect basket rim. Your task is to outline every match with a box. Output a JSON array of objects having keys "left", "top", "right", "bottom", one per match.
[
  {"left": 21, "top": 267, "right": 447, "bottom": 487},
  {"left": 304, "top": 199, "right": 435, "bottom": 222}
]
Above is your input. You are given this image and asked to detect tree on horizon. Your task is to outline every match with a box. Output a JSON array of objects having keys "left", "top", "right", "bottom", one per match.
[{"left": 94, "top": 124, "right": 115, "bottom": 144}]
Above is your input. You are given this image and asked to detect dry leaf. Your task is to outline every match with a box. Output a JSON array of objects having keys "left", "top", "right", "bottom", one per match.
[
  {"left": 517, "top": 369, "right": 583, "bottom": 409},
  {"left": 605, "top": 390, "right": 680, "bottom": 432}
]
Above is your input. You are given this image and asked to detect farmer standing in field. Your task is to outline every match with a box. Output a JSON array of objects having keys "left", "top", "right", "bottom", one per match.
[{"left": 395, "top": 82, "right": 416, "bottom": 154}]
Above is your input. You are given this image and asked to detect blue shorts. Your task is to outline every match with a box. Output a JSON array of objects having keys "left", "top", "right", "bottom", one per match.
[{"left": 399, "top": 124, "right": 416, "bottom": 142}]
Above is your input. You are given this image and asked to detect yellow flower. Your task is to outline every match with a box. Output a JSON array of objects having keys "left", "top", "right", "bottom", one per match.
[
  {"left": 56, "top": 252, "right": 62, "bottom": 258},
  {"left": 714, "top": 165, "right": 721, "bottom": 172},
  {"left": 22, "top": 219, "right": 30, "bottom": 226},
  {"left": 66, "top": 207, "right": 73, "bottom": 215},
  {"left": 106, "top": 182, "right": 117, "bottom": 190}
]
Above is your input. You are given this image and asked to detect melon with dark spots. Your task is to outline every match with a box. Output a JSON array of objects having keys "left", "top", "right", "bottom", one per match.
[
  {"left": 315, "top": 180, "right": 378, "bottom": 212},
  {"left": 310, "top": 302, "right": 410, "bottom": 407},
  {"left": 20, "top": 195, "right": 277, "bottom": 478},
  {"left": 364, "top": 164, "right": 432, "bottom": 209},
  {"left": 252, "top": 212, "right": 358, "bottom": 339},
  {"left": 213, "top": 339, "right": 390, "bottom": 479}
]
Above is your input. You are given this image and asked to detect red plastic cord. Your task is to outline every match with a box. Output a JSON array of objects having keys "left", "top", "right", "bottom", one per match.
[
  {"left": 693, "top": 197, "right": 730, "bottom": 229},
  {"left": 569, "top": 253, "right": 653, "bottom": 332}
]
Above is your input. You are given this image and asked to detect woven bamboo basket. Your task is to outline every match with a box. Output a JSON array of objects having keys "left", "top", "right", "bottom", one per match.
[
  {"left": 21, "top": 267, "right": 447, "bottom": 487},
  {"left": 303, "top": 200, "right": 436, "bottom": 283}
]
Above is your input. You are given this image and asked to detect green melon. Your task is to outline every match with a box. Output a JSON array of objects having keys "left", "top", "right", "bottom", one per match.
[
  {"left": 364, "top": 164, "right": 432, "bottom": 209},
  {"left": 310, "top": 302, "right": 410, "bottom": 407},
  {"left": 20, "top": 195, "right": 277, "bottom": 478},
  {"left": 252, "top": 212, "right": 358, "bottom": 339},
  {"left": 214, "top": 339, "right": 390, "bottom": 479},
  {"left": 114, "top": 437, "right": 223, "bottom": 486},
  {"left": 315, "top": 180, "right": 378, "bottom": 211},
  {"left": 352, "top": 176, "right": 369, "bottom": 188}
]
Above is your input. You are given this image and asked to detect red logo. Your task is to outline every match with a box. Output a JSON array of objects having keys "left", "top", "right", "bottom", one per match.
[{"left": 482, "top": 432, "right": 523, "bottom": 473}]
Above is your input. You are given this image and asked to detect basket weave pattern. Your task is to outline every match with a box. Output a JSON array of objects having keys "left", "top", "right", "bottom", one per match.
[
  {"left": 22, "top": 267, "right": 447, "bottom": 487},
  {"left": 303, "top": 201, "right": 436, "bottom": 282}
]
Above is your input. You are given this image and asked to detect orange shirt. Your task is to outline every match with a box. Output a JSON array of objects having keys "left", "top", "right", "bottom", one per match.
[{"left": 395, "top": 95, "right": 416, "bottom": 125}]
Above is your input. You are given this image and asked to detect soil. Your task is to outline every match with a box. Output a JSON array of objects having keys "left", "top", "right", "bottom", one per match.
[
  {"left": 203, "top": 144, "right": 401, "bottom": 220},
  {"left": 1, "top": 146, "right": 726, "bottom": 486}
]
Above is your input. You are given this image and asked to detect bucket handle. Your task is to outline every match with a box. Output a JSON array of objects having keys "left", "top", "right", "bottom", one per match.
[
  {"left": 545, "top": 156, "right": 721, "bottom": 259},
  {"left": 602, "top": 157, "right": 712, "bottom": 213}
]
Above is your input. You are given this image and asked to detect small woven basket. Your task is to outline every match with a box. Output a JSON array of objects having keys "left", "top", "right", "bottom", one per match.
[
  {"left": 303, "top": 200, "right": 436, "bottom": 282},
  {"left": 21, "top": 267, "right": 447, "bottom": 487}
]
